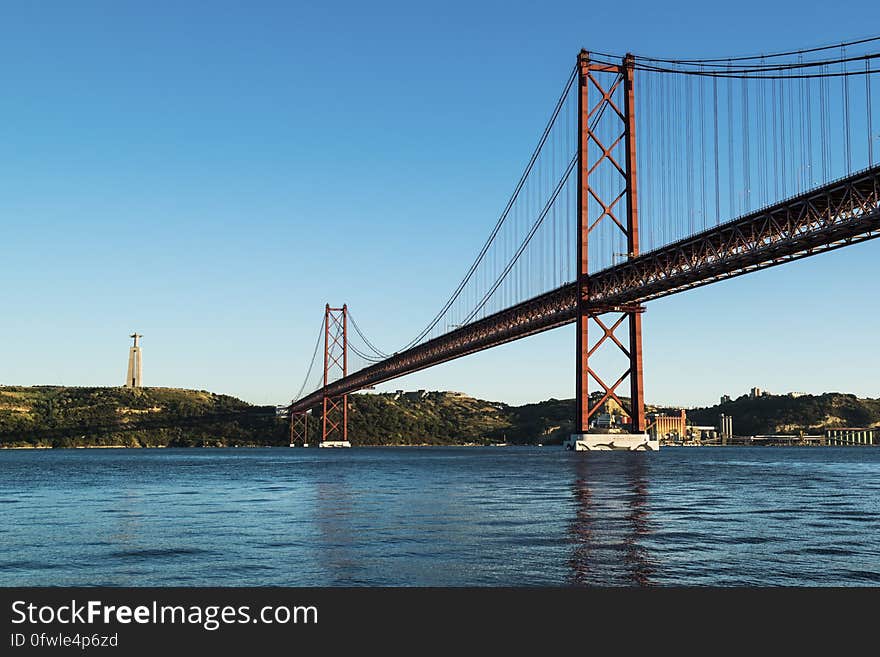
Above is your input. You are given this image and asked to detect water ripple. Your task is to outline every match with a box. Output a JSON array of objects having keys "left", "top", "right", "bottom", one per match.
[{"left": 1, "top": 446, "right": 878, "bottom": 586}]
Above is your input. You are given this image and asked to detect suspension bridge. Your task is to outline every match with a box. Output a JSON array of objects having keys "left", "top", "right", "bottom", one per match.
[{"left": 289, "top": 38, "right": 880, "bottom": 449}]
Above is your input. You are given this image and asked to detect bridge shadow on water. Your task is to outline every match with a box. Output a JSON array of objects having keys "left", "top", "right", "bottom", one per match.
[{"left": 568, "top": 453, "right": 654, "bottom": 587}]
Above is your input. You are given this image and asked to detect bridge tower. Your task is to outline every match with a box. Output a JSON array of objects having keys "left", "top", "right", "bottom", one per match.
[
  {"left": 320, "top": 304, "right": 350, "bottom": 447},
  {"left": 570, "top": 50, "right": 651, "bottom": 450},
  {"left": 289, "top": 410, "right": 309, "bottom": 447}
]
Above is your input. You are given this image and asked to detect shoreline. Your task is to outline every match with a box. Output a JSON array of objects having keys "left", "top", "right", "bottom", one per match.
[{"left": 2, "top": 442, "right": 871, "bottom": 450}]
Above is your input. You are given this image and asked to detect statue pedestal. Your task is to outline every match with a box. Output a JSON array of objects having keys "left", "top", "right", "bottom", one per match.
[{"left": 563, "top": 434, "right": 659, "bottom": 451}]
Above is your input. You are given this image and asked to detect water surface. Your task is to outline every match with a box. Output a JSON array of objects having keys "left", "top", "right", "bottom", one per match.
[{"left": 1, "top": 446, "right": 878, "bottom": 586}]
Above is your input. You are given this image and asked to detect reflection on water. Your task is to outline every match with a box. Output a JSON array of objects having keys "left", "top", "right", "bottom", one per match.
[
  {"left": 624, "top": 457, "right": 652, "bottom": 585},
  {"left": 569, "top": 454, "right": 654, "bottom": 586},
  {"left": 314, "top": 475, "right": 360, "bottom": 585}
]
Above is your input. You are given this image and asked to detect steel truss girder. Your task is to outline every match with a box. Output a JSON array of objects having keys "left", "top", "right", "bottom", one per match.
[
  {"left": 588, "top": 166, "right": 880, "bottom": 306},
  {"left": 290, "top": 168, "right": 880, "bottom": 415}
]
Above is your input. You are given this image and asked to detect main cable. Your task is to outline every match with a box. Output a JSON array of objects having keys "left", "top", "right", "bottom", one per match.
[
  {"left": 347, "top": 311, "right": 390, "bottom": 358},
  {"left": 590, "top": 35, "right": 880, "bottom": 65},
  {"left": 396, "top": 65, "right": 578, "bottom": 351},
  {"left": 291, "top": 315, "right": 326, "bottom": 402}
]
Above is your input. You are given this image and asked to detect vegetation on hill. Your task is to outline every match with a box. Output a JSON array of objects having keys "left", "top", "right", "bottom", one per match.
[
  {"left": 2, "top": 386, "right": 878, "bottom": 448},
  {"left": 284, "top": 392, "right": 668, "bottom": 446},
  {"left": 689, "top": 392, "right": 880, "bottom": 435},
  {"left": 0, "top": 386, "right": 284, "bottom": 448},
  {"left": 347, "top": 391, "right": 511, "bottom": 445}
]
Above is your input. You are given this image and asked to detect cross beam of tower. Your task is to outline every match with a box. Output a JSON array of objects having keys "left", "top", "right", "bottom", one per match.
[{"left": 576, "top": 51, "right": 645, "bottom": 433}]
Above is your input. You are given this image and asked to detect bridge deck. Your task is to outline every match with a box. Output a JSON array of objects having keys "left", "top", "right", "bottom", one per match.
[{"left": 290, "top": 165, "right": 880, "bottom": 413}]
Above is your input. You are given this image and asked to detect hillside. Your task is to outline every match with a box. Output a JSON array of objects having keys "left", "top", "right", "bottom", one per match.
[
  {"left": 689, "top": 392, "right": 880, "bottom": 435},
  {"left": 0, "top": 386, "right": 285, "bottom": 448},
  {"left": 0, "top": 387, "right": 581, "bottom": 447},
  {"left": 349, "top": 391, "right": 512, "bottom": 445},
  {"left": 316, "top": 391, "right": 880, "bottom": 441},
  {"left": 299, "top": 392, "right": 673, "bottom": 445},
  {"left": 2, "top": 386, "right": 878, "bottom": 448}
]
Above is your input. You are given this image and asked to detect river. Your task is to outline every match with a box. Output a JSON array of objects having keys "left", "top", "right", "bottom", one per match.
[{"left": 1, "top": 446, "right": 878, "bottom": 586}]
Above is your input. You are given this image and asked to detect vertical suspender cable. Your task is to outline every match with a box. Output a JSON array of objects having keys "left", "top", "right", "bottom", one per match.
[
  {"left": 843, "top": 45, "right": 852, "bottom": 175},
  {"left": 820, "top": 65, "right": 829, "bottom": 182},
  {"left": 805, "top": 59, "right": 813, "bottom": 188},
  {"left": 772, "top": 76, "right": 779, "bottom": 198},
  {"left": 867, "top": 57, "right": 874, "bottom": 166},
  {"left": 797, "top": 54, "right": 806, "bottom": 191},
  {"left": 742, "top": 76, "right": 750, "bottom": 210},
  {"left": 713, "top": 75, "right": 720, "bottom": 225},
  {"left": 686, "top": 73, "right": 694, "bottom": 233},
  {"left": 700, "top": 67, "right": 707, "bottom": 230},
  {"left": 727, "top": 63, "right": 735, "bottom": 217},
  {"left": 780, "top": 74, "right": 787, "bottom": 197}
]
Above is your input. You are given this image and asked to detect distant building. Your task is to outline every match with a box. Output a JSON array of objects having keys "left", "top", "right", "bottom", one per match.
[
  {"left": 125, "top": 333, "right": 143, "bottom": 388},
  {"left": 825, "top": 428, "right": 877, "bottom": 446},
  {"left": 689, "top": 425, "right": 718, "bottom": 441},
  {"left": 720, "top": 394, "right": 732, "bottom": 404},
  {"left": 750, "top": 387, "right": 762, "bottom": 398},
  {"left": 648, "top": 409, "right": 687, "bottom": 442},
  {"left": 788, "top": 392, "right": 808, "bottom": 398}
]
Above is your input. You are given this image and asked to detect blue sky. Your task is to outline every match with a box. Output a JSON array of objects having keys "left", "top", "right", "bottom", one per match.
[{"left": 1, "top": 0, "right": 878, "bottom": 407}]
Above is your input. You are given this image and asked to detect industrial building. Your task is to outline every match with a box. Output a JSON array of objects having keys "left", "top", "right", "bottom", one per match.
[{"left": 648, "top": 409, "right": 687, "bottom": 442}]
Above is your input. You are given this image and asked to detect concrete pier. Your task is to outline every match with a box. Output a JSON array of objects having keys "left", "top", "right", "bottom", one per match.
[
  {"left": 319, "top": 441, "right": 352, "bottom": 448},
  {"left": 564, "top": 433, "right": 659, "bottom": 451}
]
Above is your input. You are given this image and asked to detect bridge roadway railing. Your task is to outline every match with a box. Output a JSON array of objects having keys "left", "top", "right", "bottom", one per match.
[{"left": 290, "top": 165, "right": 880, "bottom": 413}]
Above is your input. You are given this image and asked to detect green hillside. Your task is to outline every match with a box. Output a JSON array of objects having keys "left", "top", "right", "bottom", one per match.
[
  {"left": 2, "top": 386, "right": 878, "bottom": 448},
  {"left": 689, "top": 392, "right": 880, "bottom": 435},
  {"left": 291, "top": 392, "right": 670, "bottom": 445},
  {"left": 0, "top": 386, "right": 284, "bottom": 448},
  {"left": 349, "top": 391, "right": 512, "bottom": 445}
]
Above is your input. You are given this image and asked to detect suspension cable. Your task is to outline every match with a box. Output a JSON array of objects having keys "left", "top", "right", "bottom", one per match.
[
  {"left": 347, "top": 311, "right": 389, "bottom": 358},
  {"left": 396, "top": 65, "right": 578, "bottom": 350},
  {"left": 291, "top": 316, "right": 325, "bottom": 402},
  {"left": 590, "top": 34, "right": 880, "bottom": 65}
]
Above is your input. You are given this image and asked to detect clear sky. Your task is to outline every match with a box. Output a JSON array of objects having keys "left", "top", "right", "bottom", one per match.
[{"left": 1, "top": 0, "right": 878, "bottom": 407}]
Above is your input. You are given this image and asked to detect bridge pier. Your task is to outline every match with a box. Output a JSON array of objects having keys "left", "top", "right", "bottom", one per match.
[{"left": 564, "top": 434, "right": 658, "bottom": 451}]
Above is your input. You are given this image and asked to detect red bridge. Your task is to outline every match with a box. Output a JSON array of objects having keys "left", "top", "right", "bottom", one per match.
[{"left": 289, "top": 41, "right": 880, "bottom": 445}]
